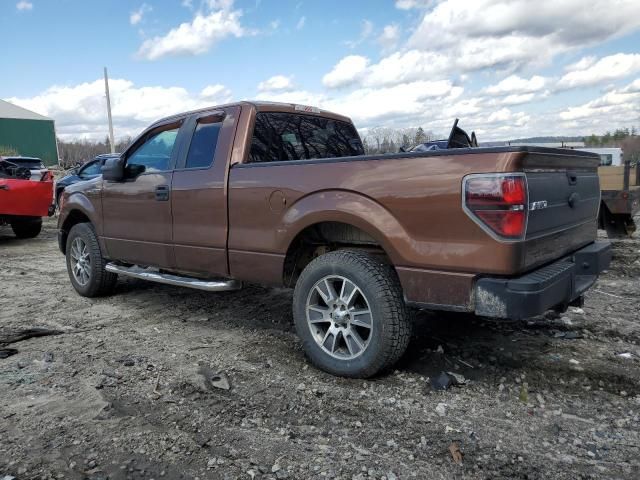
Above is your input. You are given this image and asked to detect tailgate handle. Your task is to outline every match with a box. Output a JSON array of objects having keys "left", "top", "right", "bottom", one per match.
[
  {"left": 155, "top": 185, "right": 170, "bottom": 201},
  {"left": 567, "top": 172, "right": 578, "bottom": 185}
]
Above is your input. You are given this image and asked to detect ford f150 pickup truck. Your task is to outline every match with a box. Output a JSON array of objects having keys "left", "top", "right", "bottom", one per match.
[{"left": 57, "top": 101, "right": 611, "bottom": 377}]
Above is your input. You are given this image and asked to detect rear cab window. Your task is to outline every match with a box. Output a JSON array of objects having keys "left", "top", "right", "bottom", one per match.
[
  {"left": 248, "top": 112, "right": 364, "bottom": 163},
  {"left": 184, "top": 115, "right": 222, "bottom": 169}
]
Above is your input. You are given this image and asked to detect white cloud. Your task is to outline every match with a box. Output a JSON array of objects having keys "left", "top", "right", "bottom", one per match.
[
  {"left": 16, "top": 1, "right": 32, "bottom": 11},
  {"left": 557, "top": 53, "right": 640, "bottom": 89},
  {"left": 485, "top": 75, "right": 548, "bottom": 96},
  {"left": 5, "top": 79, "right": 234, "bottom": 140},
  {"left": 559, "top": 79, "right": 640, "bottom": 124},
  {"left": 345, "top": 20, "right": 374, "bottom": 48},
  {"left": 500, "top": 93, "right": 536, "bottom": 106},
  {"left": 378, "top": 24, "right": 399, "bottom": 50},
  {"left": 324, "top": 80, "right": 461, "bottom": 125},
  {"left": 258, "top": 75, "right": 294, "bottom": 92},
  {"left": 255, "top": 89, "right": 324, "bottom": 108},
  {"left": 200, "top": 84, "right": 233, "bottom": 103},
  {"left": 621, "top": 78, "right": 640, "bottom": 93},
  {"left": 564, "top": 56, "right": 596, "bottom": 72},
  {"left": 323, "top": 41, "right": 556, "bottom": 90},
  {"left": 130, "top": 3, "right": 152, "bottom": 26},
  {"left": 296, "top": 16, "right": 306, "bottom": 30},
  {"left": 136, "top": 1, "right": 246, "bottom": 60},
  {"left": 395, "top": 0, "right": 432, "bottom": 9},
  {"left": 322, "top": 55, "right": 369, "bottom": 88},
  {"left": 407, "top": 0, "right": 640, "bottom": 74}
]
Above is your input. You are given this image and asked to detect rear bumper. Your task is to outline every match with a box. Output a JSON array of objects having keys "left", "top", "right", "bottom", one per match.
[{"left": 474, "top": 241, "right": 611, "bottom": 319}]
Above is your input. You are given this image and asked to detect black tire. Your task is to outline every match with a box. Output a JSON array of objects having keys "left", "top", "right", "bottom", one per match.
[
  {"left": 293, "top": 249, "right": 411, "bottom": 378},
  {"left": 11, "top": 218, "right": 42, "bottom": 239},
  {"left": 65, "top": 222, "right": 117, "bottom": 297}
]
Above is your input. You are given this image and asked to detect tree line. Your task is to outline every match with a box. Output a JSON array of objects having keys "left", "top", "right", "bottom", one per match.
[
  {"left": 361, "top": 126, "right": 435, "bottom": 155},
  {"left": 584, "top": 127, "right": 640, "bottom": 163},
  {"left": 55, "top": 136, "right": 132, "bottom": 168},
  {"left": 584, "top": 127, "right": 638, "bottom": 147}
]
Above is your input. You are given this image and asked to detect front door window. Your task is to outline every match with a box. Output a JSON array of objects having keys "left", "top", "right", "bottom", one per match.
[{"left": 127, "top": 127, "right": 180, "bottom": 173}]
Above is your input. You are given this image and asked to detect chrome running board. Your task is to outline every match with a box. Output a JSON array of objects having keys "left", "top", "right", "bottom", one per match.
[{"left": 105, "top": 263, "right": 242, "bottom": 292}]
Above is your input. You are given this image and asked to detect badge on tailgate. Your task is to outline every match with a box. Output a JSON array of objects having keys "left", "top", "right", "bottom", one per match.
[{"left": 529, "top": 200, "right": 548, "bottom": 211}]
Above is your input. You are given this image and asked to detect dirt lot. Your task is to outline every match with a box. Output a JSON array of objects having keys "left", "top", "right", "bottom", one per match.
[{"left": 1, "top": 218, "right": 639, "bottom": 480}]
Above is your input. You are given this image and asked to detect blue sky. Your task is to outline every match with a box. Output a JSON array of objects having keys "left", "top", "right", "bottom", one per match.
[{"left": 2, "top": 0, "right": 640, "bottom": 141}]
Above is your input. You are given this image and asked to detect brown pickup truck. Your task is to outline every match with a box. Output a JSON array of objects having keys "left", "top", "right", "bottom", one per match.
[{"left": 57, "top": 101, "right": 611, "bottom": 377}]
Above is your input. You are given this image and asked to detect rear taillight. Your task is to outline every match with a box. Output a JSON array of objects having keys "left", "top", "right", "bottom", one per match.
[{"left": 463, "top": 174, "right": 528, "bottom": 240}]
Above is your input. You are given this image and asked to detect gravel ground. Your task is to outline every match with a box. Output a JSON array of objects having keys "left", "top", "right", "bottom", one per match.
[{"left": 1, "top": 218, "right": 639, "bottom": 480}]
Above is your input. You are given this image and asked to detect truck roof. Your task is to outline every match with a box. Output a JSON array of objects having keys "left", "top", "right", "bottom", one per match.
[{"left": 148, "top": 101, "right": 352, "bottom": 129}]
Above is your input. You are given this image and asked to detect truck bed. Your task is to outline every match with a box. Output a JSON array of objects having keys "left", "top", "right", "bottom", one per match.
[{"left": 237, "top": 145, "right": 600, "bottom": 168}]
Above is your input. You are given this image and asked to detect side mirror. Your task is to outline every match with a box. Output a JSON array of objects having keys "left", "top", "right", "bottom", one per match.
[
  {"left": 125, "top": 164, "right": 146, "bottom": 178},
  {"left": 102, "top": 157, "right": 125, "bottom": 182}
]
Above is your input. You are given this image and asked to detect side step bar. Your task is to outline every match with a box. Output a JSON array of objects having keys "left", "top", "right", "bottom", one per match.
[{"left": 105, "top": 263, "right": 242, "bottom": 292}]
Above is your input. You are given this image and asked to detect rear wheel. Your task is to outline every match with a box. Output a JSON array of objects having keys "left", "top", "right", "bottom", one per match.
[
  {"left": 65, "top": 223, "right": 117, "bottom": 297},
  {"left": 293, "top": 250, "right": 411, "bottom": 378},
  {"left": 11, "top": 218, "right": 42, "bottom": 239}
]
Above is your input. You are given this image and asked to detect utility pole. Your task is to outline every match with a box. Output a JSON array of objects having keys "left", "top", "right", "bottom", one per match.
[{"left": 104, "top": 67, "right": 115, "bottom": 153}]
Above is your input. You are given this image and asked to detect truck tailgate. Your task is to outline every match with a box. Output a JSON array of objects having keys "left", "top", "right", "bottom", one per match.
[
  {"left": 0, "top": 178, "right": 53, "bottom": 217},
  {"left": 521, "top": 150, "right": 601, "bottom": 270}
]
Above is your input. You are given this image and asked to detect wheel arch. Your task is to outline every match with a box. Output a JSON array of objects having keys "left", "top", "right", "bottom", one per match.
[
  {"left": 279, "top": 191, "right": 410, "bottom": 286},
  {"left": 58, "top": 192, "right": 102, "bottom": 255}
]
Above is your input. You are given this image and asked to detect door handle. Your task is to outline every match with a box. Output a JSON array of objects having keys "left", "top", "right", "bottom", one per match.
[
  {"left": 0, "top": 184, "right": 8, "bottom": 190},
  {"left": 155, "top": 185, "right": 170, "bottom": 201}
]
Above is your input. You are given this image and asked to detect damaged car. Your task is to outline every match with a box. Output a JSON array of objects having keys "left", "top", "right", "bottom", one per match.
[{"left": 0, "top": 157, "right": 54, "bottom": 238}]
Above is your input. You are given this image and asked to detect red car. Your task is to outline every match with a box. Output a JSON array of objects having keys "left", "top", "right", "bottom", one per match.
[{"left": 0, "top": 157, "right": 54, "bottom": 238}]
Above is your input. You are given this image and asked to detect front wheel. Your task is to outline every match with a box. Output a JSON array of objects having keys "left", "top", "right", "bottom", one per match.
[
  {"left": 293, "top": 250, "right": 411, "bottom": 378},
  {"left": 65, "top": 223, "right": 117, "bottom": 297},
  {"left": 11, "top": 218, "right": 42, "bottom": 239}
]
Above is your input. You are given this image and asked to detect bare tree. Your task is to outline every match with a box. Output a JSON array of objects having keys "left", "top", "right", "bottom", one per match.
[
  {"left": 57, "top": 137, "right": 132, "bottom": 168},
  {"left": 361, "top": 126, "right": 435, "bottom": 154}
]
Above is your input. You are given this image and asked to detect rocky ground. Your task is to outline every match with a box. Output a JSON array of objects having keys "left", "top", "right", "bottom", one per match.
[{"left": 1, "top": 218, "right": 639, "bottom": 480}]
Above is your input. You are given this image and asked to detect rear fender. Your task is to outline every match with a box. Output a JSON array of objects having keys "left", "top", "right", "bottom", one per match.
[{"left": 280, "top": 190, "right": 408, "bottom": 263}]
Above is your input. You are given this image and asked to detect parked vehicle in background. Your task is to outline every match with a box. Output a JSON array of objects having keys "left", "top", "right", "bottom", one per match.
[
  {"left": 0, "top": 157, "right": 54, "bottom": 238},
  {"left": 576, "top": 148, "right": 640, "bottom": 237},
  {"left": 0, "top": 156, "right": 48, "bottom": 181},
  {"left": 576, "top": 147, "right": 623, "bottom": 166},
  {"left": 57, "top": 101, "right": 611, "bottom": 377},
  {"left": 55, "top": 153, "right": 120, "bottom": 206}
]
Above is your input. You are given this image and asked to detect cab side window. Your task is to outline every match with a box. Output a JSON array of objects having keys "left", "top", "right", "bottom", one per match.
[
  {"left": 127, "top": 126, "right": 180, "bottom": 173},
  {"left": 184, "top": 117, "right": 222, "bottom": 169}
]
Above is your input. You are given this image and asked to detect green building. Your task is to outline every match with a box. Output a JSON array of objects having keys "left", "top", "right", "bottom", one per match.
[{"left": 0, "top": 99, "right": 58, "bottom": 166}]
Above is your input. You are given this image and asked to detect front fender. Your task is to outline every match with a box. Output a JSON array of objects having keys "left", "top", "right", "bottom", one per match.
[
  {"left": 279, "top": 189, "right": 410, "bottom": 264},
  {"left": 59, "top": 192, "right": 100, "bottom": 230}
]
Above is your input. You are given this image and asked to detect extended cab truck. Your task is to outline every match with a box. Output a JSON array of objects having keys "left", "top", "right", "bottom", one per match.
[{"left": 57, "top": 102, "right": 611, "bottom": 378}]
